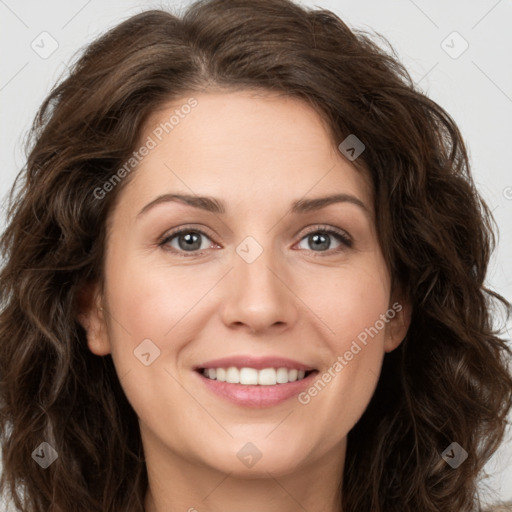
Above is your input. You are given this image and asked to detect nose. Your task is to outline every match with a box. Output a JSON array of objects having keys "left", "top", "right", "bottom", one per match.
[{"left": 219, "top": 240, "right": 299, "bottom": 335}]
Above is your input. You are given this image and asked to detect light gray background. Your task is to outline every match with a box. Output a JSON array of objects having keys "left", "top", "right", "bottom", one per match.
[{"left": 1, "top": 0, "right": 511, "bottom": 507}]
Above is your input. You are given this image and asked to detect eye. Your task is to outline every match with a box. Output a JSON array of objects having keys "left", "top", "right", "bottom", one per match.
[
  {"left": 158, "top": 227, "right": 215, "bottom": 256},
  {"left": 158, "top": 224, "right": 353, "bottom": 257},
  {"left": 295, "top": 225, "right": 352, "bottom": 255}
]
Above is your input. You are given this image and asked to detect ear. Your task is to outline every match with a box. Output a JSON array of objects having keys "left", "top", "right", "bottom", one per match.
[
  {"left": 75, "top": 282, "right": 111, "bottom": 356},
  {"left": 383, "top": 295, "right": 412, "bottom": 353}
]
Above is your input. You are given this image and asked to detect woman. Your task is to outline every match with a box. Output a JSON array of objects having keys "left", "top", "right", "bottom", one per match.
[{"left": 0, "top": 0, "right": 511, "bottom": 511}]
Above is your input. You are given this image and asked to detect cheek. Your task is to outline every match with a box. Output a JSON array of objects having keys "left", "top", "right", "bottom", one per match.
[
  {"left": 100, "top": 256, "right": 200, "bottom": 425},
  {"left": 104, "top": 250, "right": 212, "bottom": 340},
  {"left": 297, "top": 258, "right": 390, "bottom": 422},
  {"left": 306, "top": 258, "right": 390, "bottom": 348}
]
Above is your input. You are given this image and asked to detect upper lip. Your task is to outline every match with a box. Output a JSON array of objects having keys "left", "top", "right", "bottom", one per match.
[{"left": 194, "top": 355, "right": 316, "bottom": 372}]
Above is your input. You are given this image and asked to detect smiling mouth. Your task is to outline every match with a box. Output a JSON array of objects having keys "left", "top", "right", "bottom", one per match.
[{"left": 196, "top": 367, "right": 317, "bottom": 386}]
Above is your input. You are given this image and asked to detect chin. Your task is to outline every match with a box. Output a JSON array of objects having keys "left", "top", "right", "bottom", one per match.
[{"left": 201, "top": 441, "right": 311, "bottom": 478}]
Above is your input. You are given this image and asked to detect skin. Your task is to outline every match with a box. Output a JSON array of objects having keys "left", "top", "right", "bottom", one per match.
[{"left": 79, "top": 89, "right": 411, "bottom": 512}]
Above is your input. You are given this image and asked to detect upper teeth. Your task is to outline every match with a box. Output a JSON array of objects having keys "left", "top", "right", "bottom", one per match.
[{"left": 202, "top": 367, "right": 308, "bottom": 385}]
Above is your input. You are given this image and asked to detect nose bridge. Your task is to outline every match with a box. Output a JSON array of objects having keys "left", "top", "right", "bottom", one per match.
[
  {"left": 220, "top": 232, "right": 297, "bottom": 332},
  {"left": 236, "top": 234, "right": 279, "bottom": 286},
  {"left": 234, "top": 232, "right": 284, "bottom": 299}
]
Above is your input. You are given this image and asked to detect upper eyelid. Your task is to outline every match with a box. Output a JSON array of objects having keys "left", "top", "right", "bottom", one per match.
[{"left": 160, "top": 224, "right": 216, "bottom": 243}]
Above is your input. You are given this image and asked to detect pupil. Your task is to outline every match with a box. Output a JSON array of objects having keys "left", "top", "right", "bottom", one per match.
[
  {"left": 311, "top": 233, "right": 329, "bottom": 250},
  {"left": 180, "top": 232, "right": 201, "bottom": 251}
]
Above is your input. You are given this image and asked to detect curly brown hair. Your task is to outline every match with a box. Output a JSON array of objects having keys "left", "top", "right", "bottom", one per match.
[{"left": 1, "top": 0, "right": 511, "bottom": 511}]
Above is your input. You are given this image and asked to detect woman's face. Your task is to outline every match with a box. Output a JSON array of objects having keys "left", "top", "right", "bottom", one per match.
[{"left": 82, "top": 89, "right": 409, "bottom": 478}]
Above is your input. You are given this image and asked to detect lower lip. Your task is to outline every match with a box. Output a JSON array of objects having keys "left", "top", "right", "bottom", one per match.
[{"left": 195, "top": 370, "right": 318, "bottom": 408}]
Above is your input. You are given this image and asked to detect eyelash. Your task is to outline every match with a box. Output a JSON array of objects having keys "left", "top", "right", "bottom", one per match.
[{"left": 157, "top": 224, "right": 353, "bottom": 258}]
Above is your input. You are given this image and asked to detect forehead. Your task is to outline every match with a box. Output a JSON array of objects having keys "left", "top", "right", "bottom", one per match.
[
  {"left": 121, "top": 89, "right": 373, "bottom": 216},
  {"left": 147, "top": 89, "right": 347, "bottom": 155}
]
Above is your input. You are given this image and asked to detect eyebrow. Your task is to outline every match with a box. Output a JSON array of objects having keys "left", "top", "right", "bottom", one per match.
[{"left": 137, "top": 192, "right": 369, "bottom": 218}]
